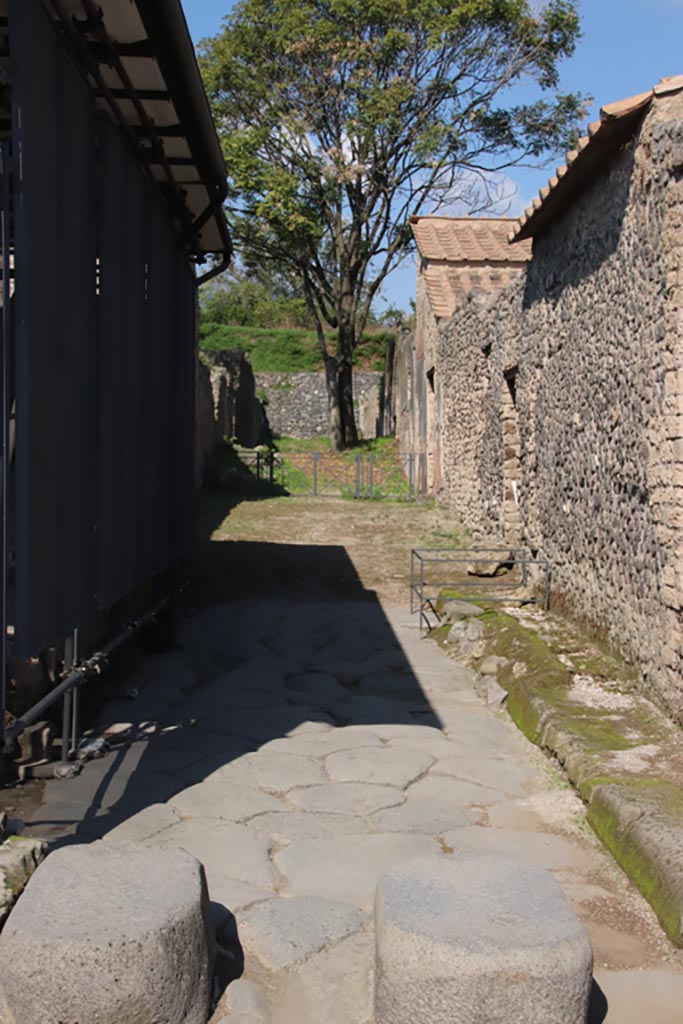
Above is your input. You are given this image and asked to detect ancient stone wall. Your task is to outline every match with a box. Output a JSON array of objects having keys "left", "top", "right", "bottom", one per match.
[
  {"left": 254, "top": 371, "right": 385, "bottom": 440},
  {"left": 195, "top": 350, "right": 269, "bottom": 487},
  {"left": 394, "top": 276, "right": 442, "bottom": 494},
  {"left": 436, "top": 92, "right": 683, "bottom": 720}
]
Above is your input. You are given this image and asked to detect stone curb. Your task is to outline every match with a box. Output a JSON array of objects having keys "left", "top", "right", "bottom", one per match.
[
  {"left": 506, "top": 678, "right": 683, "bottom": 947},
  {"left": 0, "top": 836, "right": 48, "bottom": 928}
]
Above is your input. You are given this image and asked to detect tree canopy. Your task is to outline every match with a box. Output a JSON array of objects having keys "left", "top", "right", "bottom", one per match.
[{"left": 200, "top": 0, "right": 584, "bottom": 448}]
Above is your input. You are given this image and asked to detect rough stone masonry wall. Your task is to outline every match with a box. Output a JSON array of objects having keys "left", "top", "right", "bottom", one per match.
[
  {"left": 395, "top": 274, "right": 443, "bottom": 494},
  {"left": 255, "top": 371, "right": 384, "bottom": 440},
  {"left": 195, "top": 350, "right": 268, "bottom": 487},
  {"left": 438, "top": 92, "right": 683, "bottom": 720}
]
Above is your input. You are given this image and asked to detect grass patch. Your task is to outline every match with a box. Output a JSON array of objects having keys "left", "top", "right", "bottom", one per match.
[
  {"left": 272, "top": 437, "right": 412, "bottom": 500},
  {"left": 200, "top": 323, "right": 393, "bottom": 373}
]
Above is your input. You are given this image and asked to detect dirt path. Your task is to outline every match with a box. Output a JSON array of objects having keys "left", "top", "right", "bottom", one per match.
[{"left": 194, "top": 493, "right": 464, "bottom": 607}]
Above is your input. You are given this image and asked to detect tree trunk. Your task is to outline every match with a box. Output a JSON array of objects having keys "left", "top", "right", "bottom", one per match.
[
  {"left": 325, "top": 356, "right": 344, "bottom": 452},
  {"left": 338, "top": 359, "right": 358, "bottom": 448},
  {"left": 331, "top": 309, "right": 359, "bottom": 449}
]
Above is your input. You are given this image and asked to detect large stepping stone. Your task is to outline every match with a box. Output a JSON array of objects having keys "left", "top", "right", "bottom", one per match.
[
  {"left": 0, "top": 842, "right": 214, "bottom": 1024},
  {"left": 374, "top": 855, "right": 593, "bottom": 1024}
]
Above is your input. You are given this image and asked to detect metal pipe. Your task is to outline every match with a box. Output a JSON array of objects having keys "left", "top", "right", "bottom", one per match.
[
  {"left": 70, "top": 628, "right": 80, "bottom": 755},
  {"left": 7, "top": 594, "right": 170, "bottom": 740},
  {"left": 61, "top": 689, "right": 72, "bottom": 764},
  {"left": 196, "top": 252, "right": 230, "bottom": 288},
  {"left": 0, "top": 141, "right": 10, "bottom": 749},
  {"left": 61, "top": 634, "right": 74, "bottom": 763}
]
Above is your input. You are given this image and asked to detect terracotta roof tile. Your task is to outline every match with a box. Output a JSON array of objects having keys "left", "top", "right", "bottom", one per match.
[
  {"left": 511, "top": 76, "right": 683, "bottom": 243},
  {"left": 411, "top": 216, "right": 531, "bottom": 265},
  {"left": 422, "top": 261, "right": 527, "bottom": 319},
  {"left": 413, "top": 216, "right": 532, "bottom": 318}
]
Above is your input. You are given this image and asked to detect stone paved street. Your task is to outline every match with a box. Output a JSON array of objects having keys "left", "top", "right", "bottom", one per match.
[{"left": 21, "top": 497, "right": 683, "bottom": 1023}]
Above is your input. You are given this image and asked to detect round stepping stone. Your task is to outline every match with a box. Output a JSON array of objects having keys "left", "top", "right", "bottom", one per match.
[
  {"left": 0, "top": 842, "right": 214, "bottom": 1024},
  {"left": 375, "top": 855, "right": 593, "bottom": 1024}
]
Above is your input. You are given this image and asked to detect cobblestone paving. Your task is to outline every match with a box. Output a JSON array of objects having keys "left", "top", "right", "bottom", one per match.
[{"left": 24, "top": 595, "right": 683, "bottom": 1023}]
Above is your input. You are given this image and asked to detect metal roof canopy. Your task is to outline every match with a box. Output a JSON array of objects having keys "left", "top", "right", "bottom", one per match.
[{"left": 4, "top": 0, "right": 231, "bottom": 277}]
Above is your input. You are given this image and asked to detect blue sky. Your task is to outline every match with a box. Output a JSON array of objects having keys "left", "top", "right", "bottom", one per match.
[{"left": 183, "top": 0, "right": 683, "bottom": 310}]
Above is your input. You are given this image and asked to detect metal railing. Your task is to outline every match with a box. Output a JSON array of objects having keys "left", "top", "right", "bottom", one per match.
[
  {"left": 242, "top": 449, "right": 429, "bottom": 501},
  {"left": 410, "top": 546, "right": 551, "bottom": 634}
]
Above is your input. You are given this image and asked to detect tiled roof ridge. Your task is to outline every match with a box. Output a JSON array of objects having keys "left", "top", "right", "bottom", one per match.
[
  {"left": 511, "top": 75, "right": 683, "bottom": 243},
  {"left": 410, "top": 215, "right": 519, "bottom": 223}
]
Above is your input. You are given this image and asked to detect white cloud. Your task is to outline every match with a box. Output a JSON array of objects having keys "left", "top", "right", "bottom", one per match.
[{"left": 424, "top": 168, "right": 531, "bottom": 220}]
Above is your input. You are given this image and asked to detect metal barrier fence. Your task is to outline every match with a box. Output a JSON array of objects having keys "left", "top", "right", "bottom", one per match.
[
  {"left": 410, "top": 547, "right": 551, "bottom": 634},
  {"left": 242, "top": 450, "right": 429, "bottom": 501}
]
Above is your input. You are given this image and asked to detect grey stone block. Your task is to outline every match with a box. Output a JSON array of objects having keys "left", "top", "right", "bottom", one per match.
[
  {"left": 239, "top": 894, "right": 367, "bottom": 969},
  {"left": 374, "top": 854, "right": 593, "bottom": 1024},
  {"left": 441, "top": 599, "right": 483, "bottom": 622},
  {"left": 0, "top": 842, "right": 215, "bottom": 1024},
  {"left": 479, "top": 655, "right": 511, "bottom": 676}
]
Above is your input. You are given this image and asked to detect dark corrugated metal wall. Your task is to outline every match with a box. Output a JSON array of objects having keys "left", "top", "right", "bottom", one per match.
[{"left": 10, "top": 0, "right": 195, "bottom": 658}]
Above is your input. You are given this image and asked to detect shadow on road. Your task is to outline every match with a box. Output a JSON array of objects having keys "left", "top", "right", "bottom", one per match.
[{"left": 24, "top": 487, "right": 442, "bottom": 846}]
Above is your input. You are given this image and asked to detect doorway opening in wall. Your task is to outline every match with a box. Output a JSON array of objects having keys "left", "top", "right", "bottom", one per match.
[
  {"left": 426, "top": 367, "right": 435, "bottom": 393},
  {"left": 502, "top": 366, "right": 521, "bottom": 540}
]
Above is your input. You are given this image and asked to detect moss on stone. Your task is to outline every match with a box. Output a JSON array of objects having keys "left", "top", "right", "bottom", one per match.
[
  {"left": 505, "top": 685, "right": 542, "bottom": 744},
  {"left": 588, "top": 780, "right": 683, "bottom": 945},
  {"left": 430, "top": 597, "right": 683, "bottom": 946},
  {"left": 479, "top": 609, "right": 571, "bottom": 689},
  {"left": 560, "top": 715, "right": 635, "bottom": 750}
]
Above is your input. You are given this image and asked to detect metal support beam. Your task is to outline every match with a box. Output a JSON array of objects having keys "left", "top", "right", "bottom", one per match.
[
  {"left": 95, "top": 87, "right": 171, "bottom": 102},
  {"left": 0, "top": 141, "right": 10, "bottom": 750},
  {"left": 7, "top": 595, "right": 171, "bottom": 741}
]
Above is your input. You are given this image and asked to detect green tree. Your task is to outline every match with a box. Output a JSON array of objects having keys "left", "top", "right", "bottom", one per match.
[
  {"left": 200, "top": 0, "right": 583, "bottom": 449},
  {"left": 201, "top": 268, "right": 313, "bottom": 328}
]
